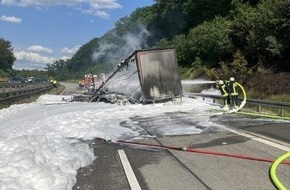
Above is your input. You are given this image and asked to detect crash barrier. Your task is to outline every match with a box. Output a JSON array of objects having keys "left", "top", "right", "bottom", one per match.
[
  {"left": 185, "top": 92, "right": 290, "bottom": 117},
  {"left": 0, "top": 82, "right": 53, "bottom": 102}
]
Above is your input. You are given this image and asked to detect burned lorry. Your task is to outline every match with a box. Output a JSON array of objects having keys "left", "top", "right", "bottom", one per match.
[{"left": 89, "top": 48, "right": 183, "bottom": 104}]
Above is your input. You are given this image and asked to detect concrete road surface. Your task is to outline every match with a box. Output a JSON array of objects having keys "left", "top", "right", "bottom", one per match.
[
  {"left": 60, "top": 82, "right": 290, "bottom": 190},
  {"left": 60, "top": 82, "right": 84, "bottom": 95},
  {"left": 73, "top": 113, "right": 290, "bottom": 190}
]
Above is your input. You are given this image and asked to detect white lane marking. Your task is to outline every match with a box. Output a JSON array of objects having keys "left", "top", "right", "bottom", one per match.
[
  {"left": 221, "top": 125, "right": 290, "bottom": 151},
  {"left": 118, "top": 149, "right": 142, "bottom": 190}
]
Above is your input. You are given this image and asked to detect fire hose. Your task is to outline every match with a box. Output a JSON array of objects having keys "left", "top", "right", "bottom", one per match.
[
  {"left": 269, "top": 151, "right": 290, "bottom": 190},
  {"left": 117, "top": 140, "right": 290, "bottom": 165},
  {"left": 228, "top": 82, "right": 246, "bottom": 113},
  {"left": 236, "top": 82, "right": 246, "bottom": 110},
  {"left": 114, "top": 139, "right": 290, "bottom": 189}
]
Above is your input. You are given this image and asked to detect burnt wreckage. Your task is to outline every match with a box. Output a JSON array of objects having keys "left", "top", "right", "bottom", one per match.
[{"left": 83, "top": 48, "right": 183, "bottom": 104}]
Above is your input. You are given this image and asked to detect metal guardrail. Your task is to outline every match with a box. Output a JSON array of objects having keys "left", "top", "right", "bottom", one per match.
[
  {"left": 185, "top": 92, "right": 290, "bottom": 117},
  {"left": 0, "top": 82, "right": 53, "bottom": 102}
]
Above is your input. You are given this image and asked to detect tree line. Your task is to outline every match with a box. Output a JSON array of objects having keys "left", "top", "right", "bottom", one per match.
[
  {"left": 1, "top": 0, "right": 289, "bottom": 97},
  {"left": 46, "top": 0, "right": 289, "bottom": 78}
]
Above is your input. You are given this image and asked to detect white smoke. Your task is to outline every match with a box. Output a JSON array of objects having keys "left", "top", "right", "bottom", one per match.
[
  {"left": 92, "top": 24, "right": 150, "bottom": 66},
  {"left": 92, "top": 43, "right": 118, "bottom": 60}
]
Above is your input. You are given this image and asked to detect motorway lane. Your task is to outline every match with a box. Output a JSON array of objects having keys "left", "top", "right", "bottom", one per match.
[
  {"left": 73, "top": 138, "right": 212, "bottom": 190},
  {"left": 60, "top": 82, "right": 84, "bottom": 95},
  {"left": 72, "top": 112, "right": 290, "bottom": 190},
  {"left": 74, "top": 140, "right": 130, "bottom": 190},
  {"left": 59, "top": 82, "right": 290, "bottom": 189},
  {"left": 127, "top": 113, "right": 290, "bottom": 190},
  {"left": 73, "top": 131, "right": 290, "bottom": 190},
  {"left": 159, "top": 133, "right": 289, "bottom": 190},
  {"left": 211, "top": 113, "right": 290, "bottom": 146}
]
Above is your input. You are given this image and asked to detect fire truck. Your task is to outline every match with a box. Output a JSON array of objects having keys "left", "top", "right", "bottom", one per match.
[{"left": 79, "top": 74, "right": 98, "bottom": 94}]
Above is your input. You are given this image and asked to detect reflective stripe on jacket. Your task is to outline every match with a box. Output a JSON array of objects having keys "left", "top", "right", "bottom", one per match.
[
  {"left": 228, "top": 82, "right": 238, "bottom": 96},
  {"left": 219, "top": 84, "right": 228, "bottom": 97}
]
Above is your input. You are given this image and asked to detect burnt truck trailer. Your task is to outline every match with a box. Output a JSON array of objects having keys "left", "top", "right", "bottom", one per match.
[{"left": 89, "top": 48, "right": 183, "bottom": 103}]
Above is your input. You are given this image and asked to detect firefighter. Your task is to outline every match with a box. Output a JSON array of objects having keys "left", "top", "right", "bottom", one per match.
[
  {"left": 217, "top": 80, "right": 229, "bottom": 109},
  {"left": 49, "top": 77, "right": 53, "bottom": 84},
  {"left": 52, "top": 80, "right": 57, "bottom": 88},
  {"left": 228, "top": 77, "right": 239, "bottom": 108}
]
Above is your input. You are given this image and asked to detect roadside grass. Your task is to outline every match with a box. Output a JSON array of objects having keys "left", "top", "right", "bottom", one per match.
[
  {"left": 269, "top": 94, "right": 290, "bottom": 102},
  {"left": 0, "top": 77, "right": 9, "bottom": 82},
  {"left": 244, "top": 93, "right": 290, "bottom": 118},
  {"left": 242, "top": 104, "right": 290, "bottom": 118}
]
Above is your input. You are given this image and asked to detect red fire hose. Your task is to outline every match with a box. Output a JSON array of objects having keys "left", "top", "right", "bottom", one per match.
[{"left": 117, "top": 140, "right": 290, "bottom": 165}]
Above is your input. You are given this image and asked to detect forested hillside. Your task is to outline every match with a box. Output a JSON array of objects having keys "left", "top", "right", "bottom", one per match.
[{"left": 2, "top": 0, "right": 288, "bottom": 98}]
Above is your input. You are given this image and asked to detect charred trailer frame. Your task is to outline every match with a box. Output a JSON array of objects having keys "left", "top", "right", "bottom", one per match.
[{"left": 90, "top": 48, "right": 183, "bottom": 103}]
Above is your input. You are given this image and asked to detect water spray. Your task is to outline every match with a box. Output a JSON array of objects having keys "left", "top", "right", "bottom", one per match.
[{"left": 181, "top": 80, "right": 216, "bottom": 85}]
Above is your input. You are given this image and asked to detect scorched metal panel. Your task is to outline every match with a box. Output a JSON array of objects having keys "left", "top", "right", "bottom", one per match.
[{"left": 136, "top": 49, "right": 183, "bottom": 100}]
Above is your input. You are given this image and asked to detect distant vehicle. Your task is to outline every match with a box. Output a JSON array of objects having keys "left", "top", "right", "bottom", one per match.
[
  {"left": 27, "top": 77, "right": 35, "bottom": 83},
  {"left": 8, "top": 77, "right": 27, "bottom": 84},
  {"left": 79, "top": 80, "right": 84, "bottom": 87}
]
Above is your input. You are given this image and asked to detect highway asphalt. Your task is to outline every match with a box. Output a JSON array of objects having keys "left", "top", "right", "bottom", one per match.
[
  {"left": 60, "top": 82, "right": 290, "bottom": 190},
  {"left": 72, "top": 112, "right": 290, "bottom": 190}
]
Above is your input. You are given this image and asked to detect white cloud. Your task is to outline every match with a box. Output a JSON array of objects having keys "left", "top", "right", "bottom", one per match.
[
  {"left": 1, "top": 0, "right": 122, "bottom": 18},
  {"left": 1, "top": 0, "right": 78, "bottom": 7},
  {"left": 61, "top": 45, "right": 80, "bottom": 55},
  {"left": 0, "top": 15, "right": 22, "bottom": 23},
  {"left": 12, "top": 61, "right": 48, "bottom": 70},
  {"left": 81, "top": 9, "right": 110, "bottom": 18},
  {"left": 27, "top": 45, "right": 53, "bottom": 54},
  {"left": 89, "top": 0, "right": 122, "bottom": 9},
  {"left": 59, "top": 56, "right": 71, "bottom": 60},
  {"left": 15, "top": 50, "right": 56, "bottom": 64},
  {"left": 94, "top": 10, "right": 110, "bottom": 19},
  {"left": 12, "top": 44, "right": 80, "bottom": 70},
  {"left": 12, "top": 49, "right": 57, "bottom": 70}
]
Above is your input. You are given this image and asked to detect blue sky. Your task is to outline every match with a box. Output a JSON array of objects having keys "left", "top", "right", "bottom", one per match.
[{"left": 0, "top": 0, "right": 155, "bottom": 70}]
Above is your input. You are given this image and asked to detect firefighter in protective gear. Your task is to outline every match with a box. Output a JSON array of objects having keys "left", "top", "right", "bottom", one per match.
[
  {"left": 217, "top": 80, "right": 229, "bottom": 109},
  {"left": 49, "top": 77, "right": 53, "bottom": 84},
  {"left": 228, "top": 77, "right": 239, "bottom": 108},
  {"left": 52, "top": 80, "right": 57, "bottom": 88}
]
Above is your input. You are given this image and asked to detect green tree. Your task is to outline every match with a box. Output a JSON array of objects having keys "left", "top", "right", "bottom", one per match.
[
  {"left": 44, "top": 0, "right": 290, "bottom": 81},
  {"left": 150, "top": 0, "right": 233, "bottom": 40},
  {"left": 45, "top": 59, "right": 67, "bottom": 78},
  {"left": 68, "top": 38, "right": 100, "bottom": 71},
  {"left": 0, "top": 38, "right": 16, "bottom": 72},
  {"left": 230, "top": 0, "right": 290, "bottom": 69},
  {"left": 186, "top": 17, "right": 233, "bottom": 67}
]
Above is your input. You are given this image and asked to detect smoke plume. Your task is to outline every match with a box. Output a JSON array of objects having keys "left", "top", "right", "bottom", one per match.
[{"left": 92, "top": 24, "right": 150, "bottom": 68}]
